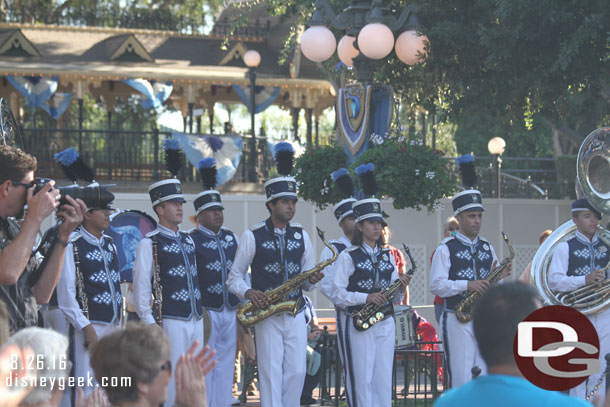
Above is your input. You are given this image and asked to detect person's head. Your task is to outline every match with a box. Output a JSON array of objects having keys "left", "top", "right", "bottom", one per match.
[
  {"left": 0, "top": 146, "right": 37, "bottom": 219},
  {"left": 443, "top": 217, "right": 459, "bottom": 238},
  {"left": 351, "top": 219, "right": 383, "bottom": 247},
  {"left": 197, "top": 207, "right": 224, "bottom": 233},
  {"left": 571, "top": 199, "right": 601, "bottom": 238},
  {"left": 90, "top": 323, "right": 171, "bottom": 406},
  {"left": 455, "top": 210, "right": 483, "bottom": 239},
  {"left": 473, "top": 282, "right": 540, "bottom": 367},
  {"left": 538, "top": 229, "right": 552, "bottom": 246},
  {"left": 82, "top": 208, "right": 113, "bottom": 235},
  {"left": 148, "top": 179, "right": 186, "bottom": 228},
  {"left": 154, "top": 201, "right": 183, "bottom": 227},
  {"left": 339, "top": 215, "right": 356, "bottom": 239},
  {"left": 4, "top": 327, "right": 69, "bottom": 406},
  {"left": 379, "top": 221, "right": 391, "bottom": 247},
  {"left": 452, "top": 190, "right": 484, "bottom": 239},
  {"left": 266, "top": 197, "right": 296, "bottom": 225}
]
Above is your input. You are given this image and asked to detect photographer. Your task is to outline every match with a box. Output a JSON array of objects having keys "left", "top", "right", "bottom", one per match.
[{"left": 0, "top": 146, "right": 85, "bottom": 332}]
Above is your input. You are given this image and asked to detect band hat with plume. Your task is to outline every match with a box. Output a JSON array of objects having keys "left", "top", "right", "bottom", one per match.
[
  {"left": 265, "top": 142, "right": 298, "bottom": 202},
  {"left": 194, "top": 157, "right": 223, "bottom": 214},
  {"left": 352, "top": 163, "right": 382, "bottom": 223},
  {"left": 54, "top": 148, "right": 115, "bottom": 210},
  {"left": 456, "top": 153, "right": 477, "bottom": 189},
  {"left": 452, "top": 189, "right": 484, "bottom": 215},
  {"left": 331, "top": 167, "right": 356, "bottom": 222},
  {"left": 148, "top": 138, "right": 185, "bottom": 207}
]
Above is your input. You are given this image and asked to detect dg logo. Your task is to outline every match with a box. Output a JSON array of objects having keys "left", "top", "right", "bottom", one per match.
[{"left": 513, "top": 305, "right": 600, "bottom": 391}]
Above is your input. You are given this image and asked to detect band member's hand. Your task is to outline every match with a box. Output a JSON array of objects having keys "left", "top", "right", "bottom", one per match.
[
  {"left": 501, "top": 262, "right": 513, "bottom": 279},
  {"left": 57, "top": 196, "right": 86, "bottom": 239},
  {"left": 83, "top": 324, "right": 98, "bottom": 350},
  {"left": 467, "top": 280, "right": 490, "bottom": 294},
  {"left": 25, "top": 180, "right": 60, "bottom": 223},
  {"left": 399, "top": 273, "right": 411, "bottom": 286},
  {"left": 586, "top": 269, "right": 606, "bottom": 286},
  {"left": 308, "top": 271, "right": 324, "bottom": 285},
  {"left": 366, "top": 292, "right": 386, "bottom": 306},
  {"left": 245, "top": 289, "right": 268, "bottom": 309}
]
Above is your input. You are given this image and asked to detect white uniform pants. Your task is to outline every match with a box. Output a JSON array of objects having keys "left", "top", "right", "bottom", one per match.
[
  {"left": 335, "top": 309, "right": 352, "bottom": 406},
  {"left": 570, "top": 308, "right": 610, "bottom": 404},
  {"left": 205, "top": 308, "right": 237, "bottom": 407},
  {"left": 254, "top": 312, "right": 306, "bottom": 407},
  {"left": 72, "top": 322, "right": 121, "bottom": 399},
  {"left": 441, "top": 311, "right": 487, "bottom": 388},
  {"left": 163, "top": 316, "right": 205, "bottom": 407},
  {"left": 343, "top": 315, "right": 394, "bottom": 407}
]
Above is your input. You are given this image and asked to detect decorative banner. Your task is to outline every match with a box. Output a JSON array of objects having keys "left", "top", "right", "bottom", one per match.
[
  {"left": 232, "top": 85, "right": 281, "bottom": 114},
  {"left": 40, "top": 92, "right": 72, "bottom": 119},
  {"left": 370, "top": 85, "right": 394, "bottom": 143},
  {"left": 171, "top": 133, "right": 243, "bottom": 185},
  {"left": 6, "top": 75, "right": 58, "bottom": 107},
  {"left": 121, "top": 79, "right": 173, "bottom": 109}
]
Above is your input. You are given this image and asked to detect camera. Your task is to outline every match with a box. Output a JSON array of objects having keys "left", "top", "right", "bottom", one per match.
[{"left": 33, "top": 178, "right": 114, "bottom": 209}]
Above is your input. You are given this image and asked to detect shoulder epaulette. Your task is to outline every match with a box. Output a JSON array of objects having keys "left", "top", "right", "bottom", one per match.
[
  {"left": 186, "top": 227, "right": 197, "bottom": 234},
  {"left": 346, "top": 246, "right": 360, "bottom": 252},
  {"left": 249, "top": 221, "right": 266, "bottom": 231},
  {"left": 145, "top": 230, "right": 160, "bottom": 238},
  {"left": 329, "top": 239, "right": 342, "bottom": 245},
  {"left": 479, "top": 236, "right": 490, "bottom": 245},
  {"left": 289, "top": 222, "right": 302, "bottom": 228},
  {"left": 440, "top": 236, "right": 455, "bottom": 245},
  {"left": 102, "top": 234, "right": 113, "bottom": 243},
  {"left": 221, "top": 226, "right": 234, "bottom": 233},
  {"left": 69, "top": 233, "right": 82, "bottom": 243}
]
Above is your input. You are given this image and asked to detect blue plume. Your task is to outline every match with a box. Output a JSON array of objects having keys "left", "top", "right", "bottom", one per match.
[
  {"left": 331, "top": 168, "right": 349, "bottom": 181},
  {"left": 274, "top": 142, "right": 294, "bottom": 154},
  {"left": 54, "top": 148, "right": 79, "bottom": 166},
  {"left": 197, "top": 158, "right": 216, "bottom": 171},
  {"left": 163, "top": 138, "right": 182, "bottom": 177},
  {"left": 455, "top": 154, "right": 474, "bottom": 165},
  {"left": 355, "top": 162, "right": 375, "bottom": 175},
  {"left": 163, "top": 138, "right": 181, "bottom": 151},
  {"left": 274, "top": 142, "right": 295, "bottom": 176}
]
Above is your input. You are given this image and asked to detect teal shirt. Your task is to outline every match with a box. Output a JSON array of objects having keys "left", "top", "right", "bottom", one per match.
[{"left": 434, "top": 375, "right": 592, "bottom": 407}]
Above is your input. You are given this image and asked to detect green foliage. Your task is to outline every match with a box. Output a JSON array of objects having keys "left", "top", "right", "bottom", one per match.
[{"left": 294, "top": 144, "right": 350, "bottom": 210}]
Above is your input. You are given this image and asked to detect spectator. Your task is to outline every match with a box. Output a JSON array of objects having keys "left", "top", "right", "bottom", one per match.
[
  {"left": 380, "top": 221, "right": 409, "bottom": 304},
  {"left": 434, "top": 282, "right": 590, "bottom": 407},
  {"left": 519, "top": 229, "right": 552, "bottom": 285},
  {"left": 300, "top": 296, "right": 323, "bottom": 406}
]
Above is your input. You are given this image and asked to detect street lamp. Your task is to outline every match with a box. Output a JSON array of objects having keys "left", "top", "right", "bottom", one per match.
[
  {"left": 299, "top": 0, "right": 429, "bottom": 84},
  {"left": 488, "top": 136, "right": 506, "bottom": 198},
  {"left": 243, "top": 49, "right": 261, "bottom": 182}
]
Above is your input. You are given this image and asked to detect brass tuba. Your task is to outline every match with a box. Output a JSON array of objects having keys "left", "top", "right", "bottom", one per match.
[
  {"left": 236, "top": 227, "right": 337, "bottom": 327},
  {"left": 531, "top": 127, "right": 610, "bottom": 314}
]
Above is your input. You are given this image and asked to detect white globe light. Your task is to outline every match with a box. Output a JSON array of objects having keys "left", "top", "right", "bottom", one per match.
[
  {"left": 300, "top": 26, "right": 337, "bottom": 62},
  {"left": 357, "top": 23, "right": 394, "bottom": 60},
  {"left": 337, "top": 35, "right": 359, "bottom": 67},
  {"left": 488, "top": 137, "right": 506, "bottom": 155},
  {"left": 243, "top": 50, "right": 261, "bottom": 68},
  {"left": 395, "top": 30, "right": 429, "bottom": 65}
]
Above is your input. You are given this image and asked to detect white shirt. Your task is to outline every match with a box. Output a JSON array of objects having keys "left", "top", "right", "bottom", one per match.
[
  {"left": 548, "top": 231, "right": 598, "bottom": 292},
  {"left": 227, "top": 224, "right": 316, "bottom": 301},
  {"left": 333, "top": 242, "right": 400, "bottom": 309},
  {"left": 57, "top": 227, "right": 119, "bottom": 330},
  {"left": 318, "top": 234, "right": 352, "bottom": 304},
  {"left": 429, "top": 232, "right": 498, "bottom": 298},
  {"left": 133, "top": 224, "right": 185, "bottom": 325}
]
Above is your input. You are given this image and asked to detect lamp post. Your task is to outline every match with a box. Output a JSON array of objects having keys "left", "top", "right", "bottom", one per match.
[
  {"left": 243, "top": 49, "right": 261, "bottom": 182},
  {"left": 299, "top": 0, "right": 429, "bottom": 85},
  {"left": 488, "top": 137, "right": 506, "bottom": 199}
]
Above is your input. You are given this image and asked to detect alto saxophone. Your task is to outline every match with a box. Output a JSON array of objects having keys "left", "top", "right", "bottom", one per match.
[
  {"left": 455, "top": 232, "right": 515, "bottom": 323},
  {"left": 151, "top": 238, "right": 163, "bottom": 327},
  {"left": 236, "top": 227, "right": 337, "bottom": 327},
  {"left": 353, "top": 244, "right": 416, "bottom": 331}
]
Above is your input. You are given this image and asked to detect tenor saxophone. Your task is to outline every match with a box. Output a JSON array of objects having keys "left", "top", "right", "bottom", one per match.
[
  {"left": 236, "top": 227, "right": 337, "bottom": 327},
  {"left": 352, "top": 244, "right": 416, "bottom": 331},
  {"left": 455, "top": 232, "right": 515, "bottom": 323}
]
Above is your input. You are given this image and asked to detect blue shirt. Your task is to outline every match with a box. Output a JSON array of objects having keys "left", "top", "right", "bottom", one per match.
[{"left": 434, "top": 375, "right": 592, "bottom": 407}]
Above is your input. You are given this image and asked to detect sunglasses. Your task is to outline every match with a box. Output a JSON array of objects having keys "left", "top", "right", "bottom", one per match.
[
  {"left": 11, "top": 181, "right": 35, "bottom": 189},
  {"left": 159, "top": 360, "right": 172, "bottom": 375}
]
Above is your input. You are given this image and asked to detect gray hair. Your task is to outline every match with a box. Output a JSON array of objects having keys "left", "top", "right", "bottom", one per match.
[{"left": 4, "top": 327, "right": 69, "bottom": 404}]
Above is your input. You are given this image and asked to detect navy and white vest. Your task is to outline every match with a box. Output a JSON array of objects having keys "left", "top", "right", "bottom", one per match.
[
  {"left": 72, "top": 233, "right": 122, "bottom": 324},
  {"left": 330, "top": 240, "right": 348, "bottom": 255},
  {"left": 190, "top": 226, "right": 239, "bottom": 311},
  {"left": 346, "top": 246, "right": 395, "bottom": 313},
  {"left": 250, "top": 219, "right": 306, "bottom": 303},
  {"left": 444, "top": 236, "right": 494, "bottom": 311},
  {"left": 567, "top": 235, "right": 609, "bottom": 277},
  {"left": 149, "top": 230, "right": 203, "bottom": 320}
]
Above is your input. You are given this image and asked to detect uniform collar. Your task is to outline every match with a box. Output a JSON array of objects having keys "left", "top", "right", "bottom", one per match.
[
  {"left": 197, "top": 224, "right": 221, "bottom": 237},
  {"left": 79, "top": 226, "right": 107, "bottom": 245},
  {"left": 575, "top": 230, "right": 598, "bottom": 244},
  {"left": 361, "top": 242, "right": 379, "bottom": 255},
  {"left": 456, "top": 231, "right": 478, "bottom": 246},
  {"left": 158, "top": 224, "right": 181, "bottom": 238}
]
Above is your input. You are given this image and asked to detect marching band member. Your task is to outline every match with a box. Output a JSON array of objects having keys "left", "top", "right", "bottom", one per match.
[
  {"left": 318, "top": 168, "right": 356, "bottom": 406},
  {"left": 430, "top": 189, "right": 508, "bottom": 388},
  {"left": 333, "top": 163, "right": 411, "bottom": 407},
  {"left": 549, "top": 198, "right": 610, "bottom": 401},
  {"left": 227, "top": 142, "right": 323, "bottom": 407},
  {"left": 134, "top": 140, "right": 204, "bottom": 407},
  {"left": 190, "top": 158, "right": 239, "bottom": 407}
]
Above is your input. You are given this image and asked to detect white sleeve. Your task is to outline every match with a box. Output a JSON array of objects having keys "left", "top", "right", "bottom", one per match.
[
  {"left": 548, "top": 242, "right": 586, "bottom": 292},
  {"left": 227, "top": 230, "right": 255, "bottom": 300},
  {"left": 318, "top": 246, "right": 338, "bottom": 303},
  {"left": 133, "top": 238, "right": 156, "bottom": 325},
  {"left": 388, "top": 253, "right": 403, "bottom": 304},
  {"left": 57, "top": 242, "right": 90, "bottom": 330},
  {"left": 429, "top": 244, "right": 469, "bottom": 297},
  {"left": 301, "top": 229, "right": 317, "bottom": 291},
  {"left": 333, "top": 251, "right": 368, "bottom": 308}
]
